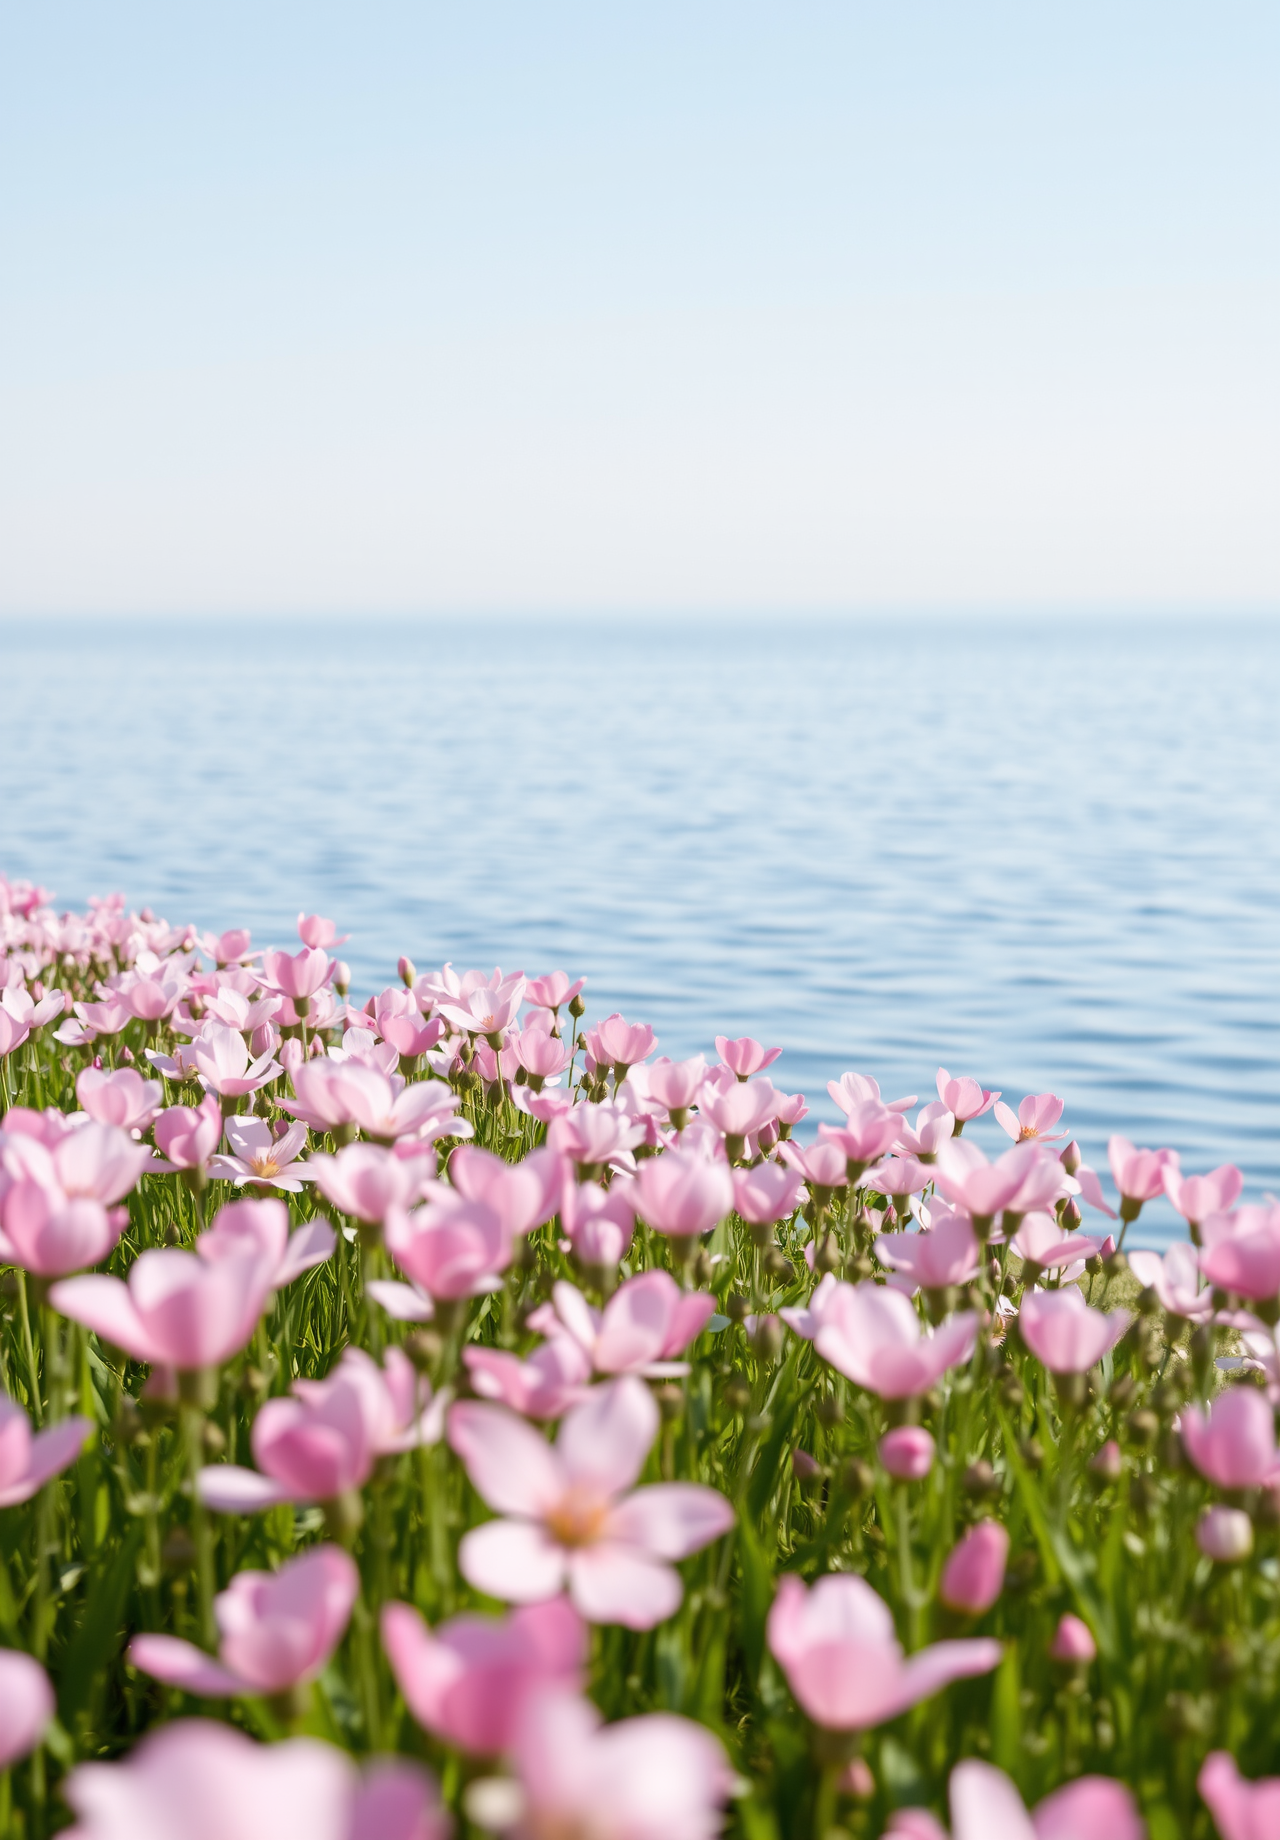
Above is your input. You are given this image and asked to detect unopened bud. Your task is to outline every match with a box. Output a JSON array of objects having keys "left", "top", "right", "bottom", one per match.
[
  {"left": 1197, "top": 1504, "right": 1253, "bottom": 1563},
  {"left": 726, "top": 1292, "right": 750, "bottom": 1324},
  {"left": 1050, "top": 1612, "right": 1097, "bottom": 1664},
  {"left": 840, "top": 1457, "right": 876, "bottom": 1498},
  {"left": 404, "top": 1329, "right": 443, "bottom": 1371},
  {"left": 333, "top": 960, "right": 351, "bottom": 995},
  {"left": 1089, "top": 1439, "right": 1122, "bottom": 1482},
  {"left": 568, "top": 993, "right": 586, "bottom": 1019},
  {"left": 724, "top": 1373, "right": 752, "bottom": 1413},
  {"left": 751, "top": 1314, "right": 784, "bottom": 1363},
  {"left": 397, "top": 956, "right": 417, "bottom": 988},
  {"left": 962, "top": 1459, "right": 1000, "bottom": 1499},
  {"left": 814, "top": 1233, "right": 842, "bottom": 1274},
  {"left": 656, "top": 1383, "right": 684, "bottom": 1421},
  {"left": 816, "top": 1394, "right": 842, "bottom": 1428},
  {"left": 1060, "top": 1140, "right": 1082, "bottom": 1176}
]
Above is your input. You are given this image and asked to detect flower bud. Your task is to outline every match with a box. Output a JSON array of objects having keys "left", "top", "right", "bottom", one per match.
[
  {"left": 751, "top": 1314, "right": 784, "bottom": 1363},
  {"left": 1060, "top": 1140, "right": 1082, "bottom": 1176},
  {"left": 1196, "top": 1504, "right": 1254, "bottom": 1563},
  {"left": 397, "top": 956, "right": 416, "bottom": 988},
  {"left": 1050, "top": 1612, "right": 1097, "bottom": 1663},
  {"left": 879, "top": 1425, "right": 935, "bottom": 1481},
  {"left": 792, "top": 1448, "right": 823, "bottom": 1482},
  {"left": 840, "top": 1457, "right": 876, "bottom": 1498},
  {"left": 1089, "top": 1439, "right": 1123, "bottom": 1482},
  {"left": 939, "top": 1520, "right": 1010, "bottom": 1615},
  {"left": 333, "top": 960, "right": 351, "bottom": 995},
  {"left": 568, "top": 992, "right": 586, "bottom": 1019}
]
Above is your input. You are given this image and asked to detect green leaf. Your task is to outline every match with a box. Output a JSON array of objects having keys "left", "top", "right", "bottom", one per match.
[{"left": 56, "top": 1523, "right": 145, "bottom": 1730}]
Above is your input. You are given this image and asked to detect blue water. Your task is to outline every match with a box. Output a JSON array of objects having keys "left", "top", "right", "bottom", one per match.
[{"left": 2, "top": 615, "right": 1277, "bottom": 1246}]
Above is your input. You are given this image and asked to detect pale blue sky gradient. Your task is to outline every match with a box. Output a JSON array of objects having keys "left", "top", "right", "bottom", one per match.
[{"left": 1, "top": 4, "right": 1276, "bottom": 615}]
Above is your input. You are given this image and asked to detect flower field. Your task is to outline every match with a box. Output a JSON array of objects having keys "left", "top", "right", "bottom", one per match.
[{"left": 0, "top": 871, "right": 1277, "bottom": 1838}]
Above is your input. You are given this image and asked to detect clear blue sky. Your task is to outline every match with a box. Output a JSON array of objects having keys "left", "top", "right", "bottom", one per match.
[{"left": 1, "top": 3, "right": 1276, "bottom": 615}]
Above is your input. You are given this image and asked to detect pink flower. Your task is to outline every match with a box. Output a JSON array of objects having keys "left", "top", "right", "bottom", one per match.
[
  {"left": 26, "top": 1119, "right": 154, "bottom": 1205},
  {"left": 297, "top": 914, "right": 348, "bottom": 950},
  {"left": 894, "top": 1102, "right": 957, "bottom": 1160},
  {"left": 198, "top": 1197, "right": 335, "bottom": 1291},
  {"left": 584, "top": 1014, "right": 657, "bottom": 1074},
  {"left": 76, "top": 1066, "right": 163, "bottom": 1133},
  {"left": 549, "top": 1103, "right": 645, "bottom": 1173},
  {"left": 940, "top": 1521, "right": 1009, "bottom": 1615},
  {"left": 259, "top": 946, "right": 333, "bottom": 1002},
  {"left": 448, "top": 1376, "right": 734, "bottom": 1628},
  {"left": 524, "top": 972, "right": 585, "bottom": 1013},
  {"left": 62, "top": 1721, "right": 445, "bottom": 1840},
  {"left": 154, "top": 1096, "right": 223, "bottom": 1171},
  {"left": 904, "top": 1759, "right": 1143, "bottom": 1840},
  {"left": 0, "top": 1651, "right": 54, "bottom": 1769},
  {"left": 1197, "top": 1506, "right": 1254, "bottom": 1563},
  {"left": 512, "top": 1024, "right": 573, "bottom": 1085},
  {"left": 211, "top": 1117, "right": 312, "bottom": 1192},
  {"left": 632, "top": 1149, "right": 733, "bottom": 1239},
  {"left": 199, "top": 1346, "right": 444, "bottom": 1512},
  {"left": 994, "top": 1093, "right": 1067, "bottom": 1144},
  {"left": 130, "top": 1545, "right": 358, "bottom": 1697},
  {"left": 778, "top": 1138, "right": 850, "bottom": 1195},
  {"left": 0, "top": 1009, "right": 31, "bottom": 1058},
  {"left": 934, "top": 1140, "right": 1040, "bottom": 1224},
  {"left": 875, "top": 1214, "right": 980, "bottom": 1292},
  {"left": 0, "top": 1180, "right": 124, "bottom": 1278},
  {"left": 1164, "top": 1163, "right": 1244, "bottom": 1226},
  {"left": 379, "top": 1012, "right": 445, "bottom": 1060},
  {"left": 1107, "top": 1136, "right": 1177, "bottom": 1204},
  {"left": 715, "top": 1035, "right": 782, "bottom": 1078},
  {"left": 732, "top": 1162, "right": 806, "bottom": 1225},
  {"left": 813, "top": 1282, "right": 977, "bottom": 1399},
  {"left": 1049, "top": 1613, "right": 1096, "bottom": 1663},
  {"left": 829, "top": 1071, "right": 917, "bottom": 1116},
  {"left": 387, "top": 1196, "right": 512, "bottom": 1300},
  {"left": 531, "top": 1273, "right": 715, "bottom": 1378},
  {"left": 1179, "top": 1387, "right": 1280, "bottom": 1490},
  {"left": 0, "top": 1394, "right": 92, "bottom": 1506},
  {"left": 644, "top": 1057, "right": 708, "bottom": 1116},
  {"left": 1200, "top": 1751, "right": 1280, "bottom": 1840},
  {"left": 308, "top": 1142, "right": 431, "bottom": 1223},
  {"left": 382, "top": 1596, "right": 585, "bottom": 1755},
  {"left": 437, "top": 974, "right": 527, "bottom": 1040},
  {"left": 866, "top": 1154, "right": 931, "bottom": 1204},
  {"left": 1200, "top": 1211, "right": 1280, "bottom": 1301},
  {"left": 817, "top": 1100, "right": 903, "bottom": 1167},
  {"left": 936, "top": 1068, "right": 1000, "bottom": 1123},
  {"left": 1128, "top": 1244, "right": 1212, "bottom": 1321},
  {"left": 880, "top": 1426, "right": 935, "bottom": 1479},
  {"left": 52, "top": 1245, "right": 275, "bottom": 1371},
  {"left": 208, "top": 929, "right": 255, "bottom": 965},
  {"left": 1011, "top": 1213, "right": 1103, "bottom": 1274},
  {"left": 767, "top": 1572, "right": 1000, "bottom": 1730},
  {"left": 463, "top": 1338, "right": 592, "bottom": 1419},
  {"left": 448, "top": 1144, "right": 563, "bottom": 1238},
  {"left": 698, "top": 1077, "right": 779, "bottom": 1142},
  {"left": 1019, "top": 1290, "right": 1129, "bottom": 1374},
  {"left": 286, "top": 1062, "right": 463, "bottom": 1145},
  {"left": 192, "top": 1025, "right": 282, "bottom": 1099},
  {"left": 560, "top": 1179, "right": 636, "bottom": 1268},
  {"left": 500, "top": 1689, "right": 732, "bottom": 1840}
]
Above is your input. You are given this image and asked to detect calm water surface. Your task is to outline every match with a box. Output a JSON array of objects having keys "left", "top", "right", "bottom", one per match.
[{"left": 2, "top": 616, "right": 1277, "bottom": 1247}]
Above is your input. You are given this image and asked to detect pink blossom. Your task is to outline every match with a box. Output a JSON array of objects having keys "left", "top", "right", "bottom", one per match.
[
  {"left": 512, "top": 1024, "right": 573, "bottom": 1085},
  {"left": 1179, "top": 1387, "right": 1280, "bottom": 1490},
  {"left": 531, "top": 1272, "right": 715, "bottom": 1378},
  {"left": 386, "top": 1196, "right": 512, "bottom": 1300},
  {"left": 715, "top": 1035, "right": 782, "bottom": 1078},
  {"left": 875, "top": 1213, "right": 980, "bottom": 1291},
  {"left": 934, "top": 1140, "right": 1040, "bottom": 1223},
  {"left": 1164, "top": 1163, "right": 1244, "bottom": 1226},
  {"left": 0, "top": 1179, "right": 124, "bottom": 1277},
  {"left": 0, "top": 1394, "right": 92, "bottom": 1506},
  {"left": 560, "top": 1179, "right": 636, "bottom": 1268},
  {"left": 895, "top": 1101, "right": 957, "bottom": 1159},
  {"left": 903, "top": 1759, "right": 1143, "bottom": 1840},
  {"left": 259, "top": 946, "right": 333, "bottom": 1002},
  {"left": 524, "top": 972, "right": 585, "bottom": 1013},
  {"left": 380, "top": 1012, "right": 446, "bottom": 1060},
  {"left": 1108, "top": 1136, "right": 1177, "bottom": 1204},
  {"left": 1011, "top": 1213, "right": 1103, "bottom": 1274},
  {"left": 778, "top": 1137, "right": 850, "bottom": 1195},
  {"left": 818, "top": 1100, "right": 903, "bottom": 1168},
  {"left": 1200, "top": 1210, "right": 1280, "bottom": 1301},
  {"left": 154, "top": 1096, "right": 223, "bottom": 1171},
  {"left": 62, "top": 1721, "right": 445, "bottom": 1840},
  {"left": 501, "top": 1689, "right": 732, "bottom": 1840},
  {"left": 436, "top": 973, "right": 526, "bottom": 1040},
  {"left": 812, "top": 1282, "right": 977, "bottom": 1398},
  {"left": 382, "top": 1596, "right": 585, "bottom": 1755},
  {"left": 211, "top": 1117, "right": 312, "bottom": 1192},
  {"left": 866, "top": 1154, "right": 931, "bottom": 1205},
  {"left": 1200, "top": 1750, "right": 1280, "bottom": 1840},
  {"left": 936, "top": 1068, "right": 999, "bottom": 1123},
  {"left": 290, "top": 1063, "right": 464, "bottom": 1145},
  {"left": 130, "top": 1544, "right": 358, "bottom": 1697},
  {"left": 0, "top": 1009, "right": 30, "bottom": 1058},
  {"left": 644, "top": 1057, "right": 708, "bottom": 1116},
  {"left": 208, "top": 928, "right": 255, "bottom": 965},
  {"left": 732, "top": 1162, "right": 806, "bottom": 1225},
  {"left": 198, "top": 1197, "right": 335, "bottom": 1291},
  {"left": 308, "top": 1142, "right": 432, "bottom": 1223},
  {"left": 463, "top": 1338, "right": 592, "bottom": 1419},
  {"left": 448, "top": 1376, "right": 734, "bottom": 1628},
  {"left": 297, "top": 914, "right": 348, "bottom": 950},
  {"left": 994, "top": 1093, "right": 1067, "bottom": 1144},
  {"left": 1049, "top": 1613, "right": 1096, "bottom": 1663},
  {"left": 880, "top": 1426, "right": 935, "bottom": 1479},
  {"left": 632, "top": 1148, "right": 733, "bottom": 1239},
  {"left": 829, "top": 1071, "right": 917, "bottom": 1116},
  {"left": 76, "top": 1066, "right": 162, "bottom": 1133},
  {"left": 940, "top": 1521, "right": 1010, "bottom": 1615},
  {"left": 1, "top": 984, "right": 65, "bottom": 1033},
  {"left": 1197, "top": 1506, "right": 1254, "bottom": 1562},
  {"left": 549, "top": 1102, "right": 646, "bottom": 1173},
  {"left": 192, "top": 1025, "right": 282, "bottom": 1099},
  {"left": 199, "top": 1346, "right": 445, "bottom": 1512},
  {"left": 1073, "top": 1162, "right": 1119, "bottom": 1221},
  {"left": 0, "top": 1651, "right": 54, "bottom": 1769},
  {"left": 31, "top": 1120, "right": 154, "bottom": 1205},
  {"left": 1004, "top": 1149, "right": 1073, "bottom": 1217},
  {"left": 767, "top": 1572, "right": 1000, "bottom": 1730},
  {"left": 584, "top": 1014, "right": 657, "bottom": 1074},
  {"left": 698, "top": 1077, "right": 779, "bottom": 1142},
  {"left": 52, "top": 1245, "right": 275, "bottom": 1371},
  {"left": 448, "top": 1144, "right": 563, "bottom": 1237},
  {"left": 1128, "top": 1244, "right": 1212, "bottom": 1320},
  {"left": 1018, "top": 1290, "right": 1129, "bottom": 1374}
]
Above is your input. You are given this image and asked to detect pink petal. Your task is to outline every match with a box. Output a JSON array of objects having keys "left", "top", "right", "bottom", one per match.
[
  {"left": 129, "top": 1634, "right": 245, "bottom": 1698},
  {"left": 606, "top": 1484, "right": 736, "bottom": 1560},
  {"left": 47, "top": 1275, "right": 152, "bottom": 1362},
  {"left": 366, "top": 1280, "right": 435, "bottom": 1323},
  {"left": 458, "top": 1518, "right": 567, "bottom": 1603},
  {"left": 566, "top": 1542, "right": 683, "bottom": 1628},
  {"left": 276, "top": 1219, "right": 336, "bottom": 1285},
  {"left": 555, "top": 1376, "right": 657, "bottom": 1497},
  {"left": 950, "top": 1760, "right": 1036, "bottom": 1840},
  {"left": 894, "top": 1638, "right": 1003, "bottom": 1714},
  {"left": 197, "top": 1465, "right": 292, "bottom": 1513},
  {"left": 1032, "top": 1777, "right": 1144, "bottom": 1840},
  {"left": 23, "top": 1416, "right": 92, "bottom": 1492},
  {"left": 448, "top": 1402, "right": 564, "bottom": 1516}
]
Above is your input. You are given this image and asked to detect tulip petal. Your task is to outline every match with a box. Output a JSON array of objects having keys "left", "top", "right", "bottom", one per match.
[
  {"left": 606, "top": 1484, "right": 736, "bottom": 1560},
  {"left": 129, "top": 1635, "right": 245, "bottom": 1698},
  {"left": 566, "top": 1542, "right": 683, "bottom": 1628},
  {"left": 458, "top": 1517, "right": 567, "bottom": 1603}
]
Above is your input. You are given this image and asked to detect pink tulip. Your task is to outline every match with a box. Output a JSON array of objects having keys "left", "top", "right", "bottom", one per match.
[
  {"left": 1128, "top": 1244, "right": 1212, "bottom": 1320},
  {"left": 1164, "top": 1162, "right": 1243, "bottom": 1225},
  {"left": 812, "top": 1282, "right": 978, "bottom": 1399},
  {"left": 584, "top": 1014, "right": 657, "bottom": 1073},
  {"left": 524, "top": 972, "right": 585, "bottom": 1013},
  {"left": 121, "top": 973, "right": 183, "bottom": 1024},
  {"left": 1011, "top": 1213, "right": 1103, "bottom": 1274},
  {"left": 1200, "top": 1212, "right": 1280, "bottom": 1301},
  {"left": 36, "top": 1120, "right": 154, "bottom": 1205},
  {"left": 260, "top": 946, "right": 333, "bottom": 1002},
  {"left": 993, "top": 1092, "right": 1067, "bottom": 1145},
  {"left": 380, "top": 1011, "right": 445, "bottom": 1059},
  {"left": 154, "top": 1096, "right": 223, "bottom": 1170},
  {"left": 936, "top": 1068, "right": 1000, "bottom": 1123},
  {"left": 829, "top": 1071, "right": 917, "bottom": 1116},
  {"left": 767, "top": 1572, "right": 1000, "bottom": 1730},
  {"left": 62, "top": 1720, "right": 445, "bottom": 1840},
  {"left": 52, "top": 1245, "right": 275, "bottom": 1371},
  {"left": 715, "top": 1035, "right": 782, "bottom": 1078},
  {"left": 1197, "top": 1505, "right": 1254, "bottom": 1563},
  {"left": 1049, "top": 1613, "right": 1096, "bottom": 1663},
  {"left": 895, "top": 1101, "right": 957, "bottom": 1160},
  {"left": 0, "top": 1179, "right": 124, "bottom": 1277},
  {"left": 1179, "top": 1387, "right": 1280, "bottom": 1490},
  {"left": 867, "top": 1154, "right": 931, "bottom": 1204},
  {"left": 382, "top": 1595, "right": 585, "bottom": 1755},
  {"left": 199, "top": 1346, "right": 444, "bottom": 1512},
  {"left": 0, "top": 1650, "right": 54, "bottom": 1768},
  {"left": 632, "top": 1148, "right": 733, "bottom": 1239},
  {"left": 818, "top": 1100, "right": 903, "bottom": 1167},
  {"left": 463, "top": 1337, "right": 592, "bottom": 1419},
  {"left": 448, "top": 1144, "right": 563, "bottom": 1237},
  {"left": 211, "top": 1117, "right": 312, "bottom": 1192},
  {"left": 1107, "top": 1136, "right": 1177, "bottom": 1205},
  {"left": 1201, "top": 1751, "right": 1280, "bottom": 1840},
  {"left": 130, "top": 1545, "right": 358, "bottom": 1697},
  {"left": 529, "top": 1273, "right": 716, "bottom": 1378},
  {"left": 732, "top": 1162, "right": 806, "bottom": 1225},
  {"left": 875, "top": 1213, "right": 980, "bottom": 1292},
  {"left": 386, "top": 1195, "right": 513, "bottom": 1300},
  {"left": 297, "top": 914, "right": 347, "bottom": 950},
  {"left": 502, "top": 1689, "right": 732, "bottom": 1840},
  {"left": 0, "top": 1010, "right": 30, "bottom": 1058},
  {"left": 76, "top": 1066, "right": 163, "bottom": 1133},
  {"left": 934, "top": 1140, "right": 1040, "bottom": 1224},
  {"left": 904, "top": 1759, "right": 1143, "bottom": 1840},
  {"left": 698, "top": 1077, "right": 779, "bottom": 1141},
  {"left": 1018, "top": 1290, "right": 1129, "bottom": 1375},
  {"left": 285, "top": 1061, "right": 462, "bottom": 1145},
  {"left": 192, "top": 1025, "right": 282, "bottom": 1099},
  {"left": 560, "top": 1179, "right": 636, "bottom": 1267},
  {"left": 198, "top": 1197, "right": 335, "bottom": 1291},
  {"left": 548, "top": 1102, "right": 646, "bottom": 1172},
  {"left": 880, "top": 1426, "right": 935, "bottom": 1479},
  {"left": 0, "top": 1394, "right": 92, "bottom": 1506},
  {"left": 448, "top": 1376, "right": 734, "bottom": 1627},
  {"left": 512, "top": 1024, "right": 573, "bottom": 1084},
  {"left": 778, "top": 1137, "right": 850, "bottom": 1195},
  {"left": 208, "top": 928, "right": 254, "bottom": 965},
  {"left": 436, "top": 972, "right": 526, "bottom": 1041},
  {"left": 308, "top": 1142, "right": 430, "bottom": 1223},
  {"left": 940, "top": 1522, "right": 1009, "bottom": 1615},
  {"left": 644, "top": 1057, "right": 708, "bottom": 1115}
]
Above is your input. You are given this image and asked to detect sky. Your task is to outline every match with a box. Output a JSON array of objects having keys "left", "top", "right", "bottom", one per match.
[{"left": 0, "top": 3, "right": 1276, "bottom": 617}]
